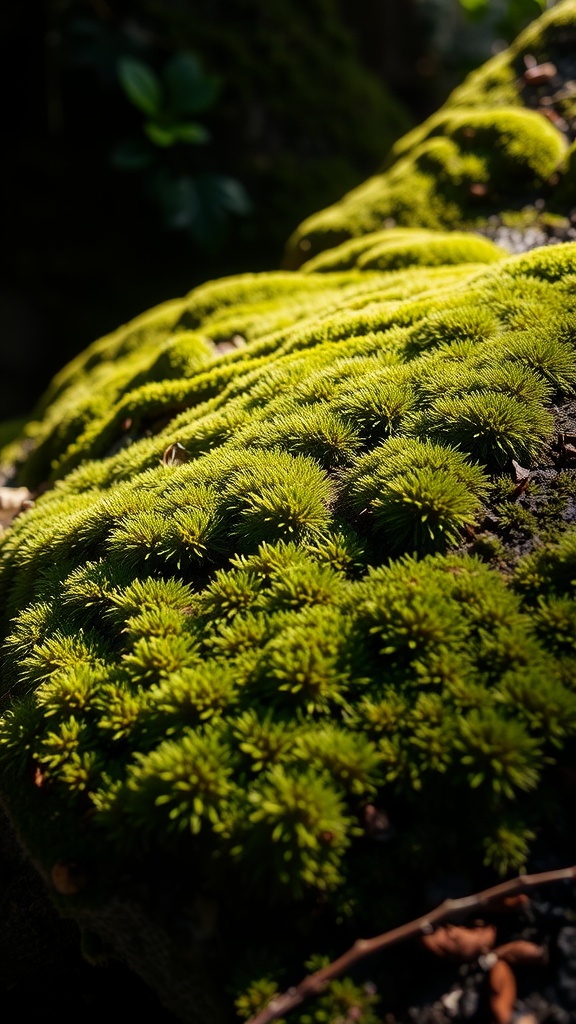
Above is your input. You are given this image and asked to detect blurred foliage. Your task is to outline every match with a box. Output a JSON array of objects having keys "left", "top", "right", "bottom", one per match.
[
  {"left": 457, "top": 0, "right": 547, "bottom": 29},
  {"left": 413, "top": 0, "right": 560, "bottom": 105},
  {"left": 112, "top": 51, "right": 251, "bottom": 248}
]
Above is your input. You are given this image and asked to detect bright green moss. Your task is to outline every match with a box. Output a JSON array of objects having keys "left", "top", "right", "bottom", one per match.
[
  {"left": 283, "top": 0, "right": 576, "bottom": 269},
  {"left": 285, "top": 106, "right": 567, "bottom": 267},
  {"left": 0, "top": 240, "right": 575, "bottom": 1024},
  {"left": 301, "top": 228, "right": 505, "bottom": 273}
]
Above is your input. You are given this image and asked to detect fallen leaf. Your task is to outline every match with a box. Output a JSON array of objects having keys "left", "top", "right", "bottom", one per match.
[
  {"left": 0, "top": 486, "right": 33, "bottom": 529},
  {"left": 523, "top": 61, "right": 557, "bottom": 85},
  {"left": 489, "top": 893, "right": 530, "bottom": 914},
  {"left": 420, "top": 922, "right": 496, "bottom": 961},
  {"left": 493, "top": 940, "right": 547, "bottom": 966},
  {"left": 50, "top": 861, "right": 88, "bottom": 895},
  {"left": 162, "top": 442, "right": 190, "bottom": 467}
]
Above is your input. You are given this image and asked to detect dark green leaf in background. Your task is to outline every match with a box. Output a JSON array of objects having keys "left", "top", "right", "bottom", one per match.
[
  {"left": 457, "top": 0, "right": 490, "bottom": 19},
  {"left": 144, "top": 122, "right": 178, "bottom": 147},
  {"left": 118, "top": 57, "right": 162, "bottom": 116},
  {"left": 213, "top": 175, "right": 252, "bottom": 216},
  {"left": 163, "top": 52, "right": 222, "bottom": 115},
  {"left": 148, "top": 170, "right": 199, "bottom": 229},
  {"left": 170, "top": 122, "right": 210, "bottom": 144}
]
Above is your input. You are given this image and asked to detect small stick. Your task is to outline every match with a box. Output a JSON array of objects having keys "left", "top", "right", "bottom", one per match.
[{"left": 246, "top": 864, "right": 576, "bottom": 1024}]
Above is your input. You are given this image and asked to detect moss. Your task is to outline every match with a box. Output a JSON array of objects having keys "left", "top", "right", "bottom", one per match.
[
  {"left": 283, "top": 0, "right": 576, "bottom": 269},
  {"left": 3, "top": 4, "right": 576, "bottom": 1016},
  {"left": 301, "top": 228, "right": 505, "bottom": 273},
  {"left": 1, "top": 236, "right": 576, "bottom": 1020}
]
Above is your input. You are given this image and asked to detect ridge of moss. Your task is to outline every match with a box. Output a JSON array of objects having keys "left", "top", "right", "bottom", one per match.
[{"left": 283, "top": 0, "right": 576, "bottom": 268}]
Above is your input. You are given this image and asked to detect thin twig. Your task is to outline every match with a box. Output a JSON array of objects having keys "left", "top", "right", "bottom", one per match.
[{"left": 246, "top": 864, "right": 576, "bottom": 1024}]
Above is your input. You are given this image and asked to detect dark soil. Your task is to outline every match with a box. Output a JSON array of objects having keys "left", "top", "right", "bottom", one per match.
[
  {"left": 457, "top": 399, "right": 576, "bottom": 573},
  {"left": 0, "top": 800, "right": 178, "bottom": 1022}
]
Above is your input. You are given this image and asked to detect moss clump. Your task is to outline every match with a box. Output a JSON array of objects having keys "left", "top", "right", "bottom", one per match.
[
  {"left": 301, "top": 227, "right": 505, "bottom": 273},
  {"left": 1, "top": 235, "right": 576, "bottom": 1021},
  {"left": 284, "top": 0, "right": 576, "bottom": 268}
]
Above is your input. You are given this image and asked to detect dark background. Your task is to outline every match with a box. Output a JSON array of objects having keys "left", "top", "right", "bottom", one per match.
[{"left": 0, "top": 0, "right": 546, "bottom": 420}]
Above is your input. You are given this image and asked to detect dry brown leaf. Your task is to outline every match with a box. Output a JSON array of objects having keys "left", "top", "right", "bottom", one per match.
[
  {"left": 420, "top": 922, "right": 496, "bottom": 961},
  {"left": 489, "top": 894, "right": 530, "bottom": 914},
  {"left": 50, "top": 861, "right": 88, "bottom": 896},
  {"left": 489, "top": 958, "right": 517, "bottom": 1024},
  {"left": 0, "top": 486, "right": 33, "bottom": 529},
  {"left": 523, "top": 61, "right": 557, "bottom": 85},
  {"left": 491, "top": 897, "right": 528, "bottom": 913},
  {"left": 162, "top": 442, "right": 190, "bottom": 467},
  {"left": 493, "top": 940, "right": 547, "bottom": 966}
]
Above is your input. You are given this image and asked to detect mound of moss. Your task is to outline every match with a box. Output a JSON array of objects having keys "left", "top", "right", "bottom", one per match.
[
  {"left": 1, "top": 231, "right": 576, "bottom": 1021},
  {"left": 283, "top": 0, "right": 576, "bottom": 268}
]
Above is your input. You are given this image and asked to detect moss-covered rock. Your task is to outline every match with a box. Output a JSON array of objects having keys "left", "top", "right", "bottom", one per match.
[
  {"left": 2, "top": 6, "right": 576, "bottom": 1023},
  {"left": 284, "top": 0, "right": 576, "bottom": 268},
  {"left": 2, "top": 234, "right": 576, "bottom": 1021}
]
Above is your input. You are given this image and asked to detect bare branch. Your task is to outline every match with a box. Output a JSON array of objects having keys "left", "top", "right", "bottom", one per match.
[{"left": 246, "top": 864, "right": 576, "bottom": 1024}]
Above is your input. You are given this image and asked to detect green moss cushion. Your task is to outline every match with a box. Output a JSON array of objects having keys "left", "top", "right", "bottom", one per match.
[
  {"left": 284, "top": 0, "right": 576, "bottom": 268},
  {"left": 1, "top": 234, "right": 576, "bottom": 1021},
  {"left": 300, "top": 228, "right": 504, "bottom": 272}
]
